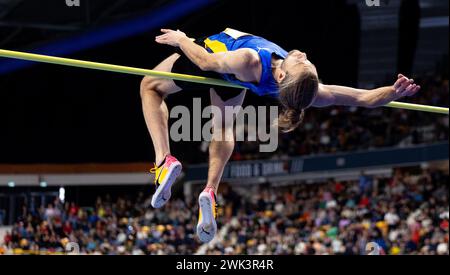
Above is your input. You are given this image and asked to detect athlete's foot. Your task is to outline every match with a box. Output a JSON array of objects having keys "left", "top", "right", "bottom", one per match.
[
  {"left": 150, "top": 155, "right": 182, "bottom": 209},
  {"left": 196, "top": 187, "right": 218, "bottom": 243}
]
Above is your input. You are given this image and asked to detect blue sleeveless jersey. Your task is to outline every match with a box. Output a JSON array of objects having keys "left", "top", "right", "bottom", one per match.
[{"left": 204, "top": 29, "right": 288, "bottom": 98}]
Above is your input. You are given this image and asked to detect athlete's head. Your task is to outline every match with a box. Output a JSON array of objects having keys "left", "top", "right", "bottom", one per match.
[{"left": 275, "top": 50, "right": 319, "bottom": 133}]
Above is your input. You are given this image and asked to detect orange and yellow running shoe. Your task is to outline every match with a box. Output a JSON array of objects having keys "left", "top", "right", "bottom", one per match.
[
  {"left": 150, "top": 155, "right": 182, "bottom": 209},
  {"left": 196, "top": 187, "right": 218, "bottom": 243}
]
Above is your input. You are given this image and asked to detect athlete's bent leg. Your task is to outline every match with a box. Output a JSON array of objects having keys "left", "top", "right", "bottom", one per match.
[
  {"left": 140, "top": 53, "right": 183, "bottom": 208},
  {"left": 197, "top": 88, "right": 246, "bottom": 243}
]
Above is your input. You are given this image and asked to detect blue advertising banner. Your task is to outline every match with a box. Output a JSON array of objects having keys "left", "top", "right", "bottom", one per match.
[{"left": 185, "top": 143, "right": 449, "bottom": 181}]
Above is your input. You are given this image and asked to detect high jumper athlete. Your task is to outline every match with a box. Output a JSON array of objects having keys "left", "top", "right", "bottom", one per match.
[{"left": 140, "top": 28, "right": 420, "bottom": 243}]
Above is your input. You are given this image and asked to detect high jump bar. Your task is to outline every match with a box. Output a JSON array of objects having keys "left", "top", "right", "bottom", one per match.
[{"left": 1, "top": 49, "right": 448, "bottom": 115}]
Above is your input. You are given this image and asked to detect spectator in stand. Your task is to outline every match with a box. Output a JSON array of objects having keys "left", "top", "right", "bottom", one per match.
[{"left": 1, "top": 166, "right": 448, "bottom": 255}]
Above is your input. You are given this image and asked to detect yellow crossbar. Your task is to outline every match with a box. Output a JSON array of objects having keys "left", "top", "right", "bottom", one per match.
[{"left": 0, "top": 49, "right": 448, "bottom": 115}]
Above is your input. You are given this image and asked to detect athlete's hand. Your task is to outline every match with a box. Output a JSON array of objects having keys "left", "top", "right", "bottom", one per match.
[
  {"left": 393, "top": 74, "right": 421, "bottom": 97},
  {"left": 155, "top": 29, "right": 188, "bottom": 47}
]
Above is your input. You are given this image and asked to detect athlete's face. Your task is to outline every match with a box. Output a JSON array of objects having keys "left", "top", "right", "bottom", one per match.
[
  {"left": 281, "top": 50, "right": 317, "bottom": 78},
  {"left": 279, "top": 50, "right": 319, "bottom": 108}
]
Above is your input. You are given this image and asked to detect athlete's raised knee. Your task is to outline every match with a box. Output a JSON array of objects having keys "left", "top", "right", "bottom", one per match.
[{"left": 140, "top": 76, "right": 166, "bottom": 98}]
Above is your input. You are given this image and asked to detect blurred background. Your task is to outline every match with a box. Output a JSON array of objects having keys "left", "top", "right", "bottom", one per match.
[{"left": 0, "top": 0, "right": 448, "bottom": 255}]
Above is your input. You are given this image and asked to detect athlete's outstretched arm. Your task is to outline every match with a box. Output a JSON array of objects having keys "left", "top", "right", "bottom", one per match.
[
  {"left": 155, "top": 29, "right": 258, "bottom": 75},
  {"left": 313, "top": 74, "right": 421, "bottom": 108}
]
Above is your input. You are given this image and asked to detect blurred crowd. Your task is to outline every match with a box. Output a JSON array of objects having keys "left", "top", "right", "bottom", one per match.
[
  {"left": 205, "top": 166, "right": 449, "bottom": 255},
  {"left": 1, "top": 166, "right": 448, "bottom": 255},
  {"left": 1, "top": 194, "right": 201, "bottom": 255}
]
